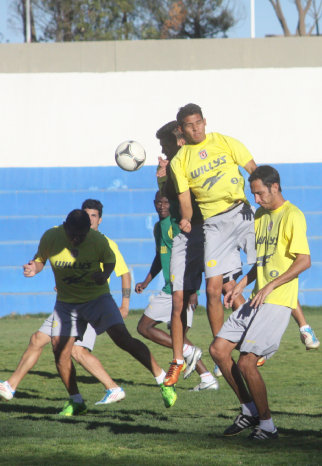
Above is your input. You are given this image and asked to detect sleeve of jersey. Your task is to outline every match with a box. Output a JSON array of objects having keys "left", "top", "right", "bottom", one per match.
[
  {"left": 107, "top": 238, "right": 129, "bottom": 277},
  {"left": 224, "top": 135, "right": 253, "bottom": 167},
  {"left": 170, "top": 151, "right": 189, "bottom": 194},
  {"left": 101, "top": 236, "right": 116, "bottom": 264},
  {"left": 33, "top": 231, "right": 49, "bottom": 263},
  {"left": 285, "top": 210, "right": 310, "bottom": 256}
]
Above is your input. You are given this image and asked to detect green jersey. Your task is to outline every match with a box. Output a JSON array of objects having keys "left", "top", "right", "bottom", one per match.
[{"left": 153, "top": 216, "right": 181, "bottom": 294}]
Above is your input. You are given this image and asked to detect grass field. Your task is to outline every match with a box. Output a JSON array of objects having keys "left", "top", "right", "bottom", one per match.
[{"left": 0, "top": 307, "right": 321, "bottom": 465}]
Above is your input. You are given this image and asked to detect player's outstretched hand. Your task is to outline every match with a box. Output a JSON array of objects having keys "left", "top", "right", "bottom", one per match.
[
  {"left": 240, "top": 203, "right": 254, "bottom": 221},
  {"left": 135, "top": 282, "right": 146, "bottom": 294},
  {"left": 179, "top": 218, "right": 191, "bottom": 233},
  {"left": 23, "top": 260, "right": 37, "bottom": 277}
]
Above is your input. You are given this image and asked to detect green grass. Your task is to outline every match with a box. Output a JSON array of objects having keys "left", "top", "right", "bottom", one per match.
[{"left": 0, "top": 307, "right": 321, "bottom": 465}]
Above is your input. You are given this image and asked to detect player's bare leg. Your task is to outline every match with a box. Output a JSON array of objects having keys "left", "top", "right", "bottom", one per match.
[
  {"left": 206, "top": 275, "right": 225, "bottom": 337},
  {"left": 106, "top": 323, "right": 163, "bottom": 378},
  {"left": 7, "top": 331, "right": 50, "bottom": 391},
  {"left": 71, "top": 345, "right": 118, "bottom": 390},
  {"left": 237, "top": 352, "right": 271, "bottom": 420},
  {"left": 52, "top": 336, "right": 79, "bottom": 395}
]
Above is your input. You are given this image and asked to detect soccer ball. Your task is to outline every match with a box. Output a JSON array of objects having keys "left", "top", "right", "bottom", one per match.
[{"left": 115, "top": 140, "right": 146, "bottom": 171}]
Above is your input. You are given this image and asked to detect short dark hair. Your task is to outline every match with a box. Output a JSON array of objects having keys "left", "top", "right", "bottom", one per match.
[
  {"left": 81, "top": 199, "right": 103, "bottom": 218},
  {"left": 64, "top": 209, "right": 91, "bottom": 233},
  {"left": 248, "top": 165, "right": 282, "bottom": 192},
  {"left": 156, "top": 121, "right": 178, "bottom": 146},
  {"left": 176, "top": 103, "right": 203, "bottom": 127}
]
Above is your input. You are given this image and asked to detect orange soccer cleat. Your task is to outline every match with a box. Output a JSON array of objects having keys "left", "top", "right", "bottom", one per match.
[{"left": 164, "top": 360, "right": 186, "bottom": 386}]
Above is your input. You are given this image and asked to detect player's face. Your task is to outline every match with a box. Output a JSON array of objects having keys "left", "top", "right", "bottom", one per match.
[
  {"left": 84, "top": 208, "right": 102, "bottom": 231},
  {"left": 180, "top": 113, "right": 206, "bottom": 144},
  {"left": 251, "top": 179, "right": 279, "bottom": 210},
  {"left": 64, "top": 225, "right": 89, "bottom": 246},
  {"left": 159, "top": 137, "right": 180, "bottom": 161},
  {"left": 154, "top": 196, "right": 170, "bottom": 219}
]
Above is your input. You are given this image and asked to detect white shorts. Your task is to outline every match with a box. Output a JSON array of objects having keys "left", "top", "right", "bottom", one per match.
[
  {"left": 170, "top": 224, "right": 204, "bottom": 292},
  {"left": 51, "top": 293, "right": 124, "bottom": 340},
  {"left": 204, "top": 202, "right": 256, "bottom": 279},
  {"left": 144, "top": 290, "right": 194, "bottom": 327},
  {"left": 39, "top": 313, "right": 97, "bottom": 351},
  {"left": 217, "top": 300, "right": 292, "bottom": 359}
]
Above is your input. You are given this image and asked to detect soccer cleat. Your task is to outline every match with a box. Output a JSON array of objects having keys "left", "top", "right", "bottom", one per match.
[
  {"left": 95, "top": 387, "right": 125, "bottom": 405},
  {"left": 214, "top": 364, "right": 222, "bottom": 377},
  {"left": 257, "top": 357, "right": 266, "bottom": 367},
  {"left": 184, "top": 346, "right": 202, "bottom": 379},
  {"left": 248, "top": 425, "right": 279, "bottom": 440},
  {"left": 164, "top": 360, "right": 186, "bottom": 386},
  {"left": 0, "top": 381, "right": 15, "bottom": 401},
  {"left": 300, "top": 327, "right": 320, "bottom": 350},
  {"left": 224, "top": 413, "right": 259, "bottom": 436},
  {"left": 190, "top": 378, "right": 219, "bottom": 391},
  {"left": 160, "top": 383, "right": 177, "bottom": 408},
  {"left": 59, "top": 399, "right": 87, "bottom": 416}
]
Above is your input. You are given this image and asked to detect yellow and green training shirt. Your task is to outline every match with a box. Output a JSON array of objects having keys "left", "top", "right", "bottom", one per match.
[{"left": 34, "top": 225, "right": 116, "bottom": 303}]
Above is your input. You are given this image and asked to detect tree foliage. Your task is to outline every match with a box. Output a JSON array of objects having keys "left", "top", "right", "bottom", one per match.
[
  {"left": 268, "top": 0, "right": 322, "bottom": 36},
  {"left": 11, "top": 0, "right": 237, "bottom": 42}
]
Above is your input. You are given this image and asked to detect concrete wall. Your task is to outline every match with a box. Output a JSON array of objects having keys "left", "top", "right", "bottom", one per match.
[{"left": 0, "top": 37, "right": 321, "bottom": 315}]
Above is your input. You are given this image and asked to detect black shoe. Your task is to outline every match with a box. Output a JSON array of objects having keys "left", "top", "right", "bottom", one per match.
[
  {"left": 224, "top": 413, "right": 259, "bottom": 436},
  {"left": 248, "top": 425, "right": 278, "bottom": 440}
]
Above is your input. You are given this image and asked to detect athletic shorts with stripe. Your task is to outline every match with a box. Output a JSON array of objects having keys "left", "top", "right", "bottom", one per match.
[
  {"left": 144, "top": 290, "right": 194, "bottom": 327},
  {"left": 217, "top": 300, "right": 292, "bottom": 359},
  {"left": 204, "top": 202, "right": 256, "bottom": 279}
]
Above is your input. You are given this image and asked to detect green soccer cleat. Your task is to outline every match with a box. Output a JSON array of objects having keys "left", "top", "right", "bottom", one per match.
[
  {"left": 59, "top": 399, "right": 87, "bottom": 416},
  {"left": 160, "top": 383, "right": 177, "bottom": 408}
]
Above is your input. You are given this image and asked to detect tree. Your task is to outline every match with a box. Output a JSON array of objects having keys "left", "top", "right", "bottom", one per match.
[
  {"left": 141, "top": 0, "right": 236, "bottom": 39},
  {"left": 268, "top": 0, "right": 322, "bottom": 36},
  {"left": 10, "top": 0, "right": 238, "bottom": 42}
]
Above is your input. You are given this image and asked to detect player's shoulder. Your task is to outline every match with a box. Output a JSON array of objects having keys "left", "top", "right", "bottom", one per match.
[
  {"left": 41, "top": 225, "right": 62, "bottom": 240},
  {"left": 103, "top": 235, "right": 118, "bottom": 249},
  {"left": 282, "top": 201, "right": 305, "bottom": 221},
  {"left": 254, "top": 206, "right": 266, "bottom": 220}
]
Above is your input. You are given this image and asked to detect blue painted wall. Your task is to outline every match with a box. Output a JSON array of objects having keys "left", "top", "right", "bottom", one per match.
[{"left": 0, "top": 163, "right": 321, "bottom": 316}]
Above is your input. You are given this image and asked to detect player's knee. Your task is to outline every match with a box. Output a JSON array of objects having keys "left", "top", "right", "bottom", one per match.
[
  {"left": 71, "top": 345, "right": 86, "bottom": 363},
  {"left": 30, "top": 331, "right": 50, "bottom": 350},
  {"left": 209, "top": 339, "right": 221, "bottom": 363},
  {"left": 206, "top": 282, "right": 222, "bottom": 301}
]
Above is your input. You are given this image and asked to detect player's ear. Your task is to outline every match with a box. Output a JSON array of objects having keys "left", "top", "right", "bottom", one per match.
[
  {"left": 98, "top": 217, "right": 102, "bottom": 225},
  {"left": 204, "top": 118, "right": 207, "bottom": 126}
]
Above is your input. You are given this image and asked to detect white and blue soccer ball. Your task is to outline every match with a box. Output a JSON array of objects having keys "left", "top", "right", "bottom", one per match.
[{"left": 115, "top": 140, "right": 146, "bottom": 172}]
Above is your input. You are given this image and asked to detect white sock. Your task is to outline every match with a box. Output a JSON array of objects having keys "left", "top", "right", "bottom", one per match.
[
  {"left": 300, "top": 325, "right": 310, "bottom": 332},
  {"left": 175, "top": 359, "right": 184, "bottom": 365},
  {"left": 200, "top": 372, "right": 214, "bottom": 383},
  {"left": 4, "top": 381, "right": 15, "bottom": 394},
  {"left": 241, "top": 401, "right": 258, "bottom": 417},
  {"left": 70, "top": 393, "right": 83, "bottom": 403},
  {"left": 183, "top": 344, "right": 193, "bottom": 358},
  {"left": 155, "top": 369, "right": 166, "bottom": 385},
  {"left": 259, "top": 418, "right": 275, "bottom": 432}
]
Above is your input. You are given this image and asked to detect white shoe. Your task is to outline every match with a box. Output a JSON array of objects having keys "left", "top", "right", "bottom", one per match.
[
  {"left": 214, "top": 364, "right": 222, "bottom": 377},
  {"left": 300, "top": 327, "right": 320, "bottom": 350},
  {"left": 190, "top": 378, "right": 219, "bottom": 391},
  {"left": 0, "top": 381, "right": 15, "bottom": 401},
  {"left": 95, "top": 387, "right": 125, "bottom": 405},
  {"left": 184, "top": 347, "right": 202, "bottom": 379}
]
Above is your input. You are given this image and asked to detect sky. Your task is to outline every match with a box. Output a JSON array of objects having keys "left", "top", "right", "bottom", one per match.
[{"left": 0, "top": 0, "right": 317, "bottom": 42}]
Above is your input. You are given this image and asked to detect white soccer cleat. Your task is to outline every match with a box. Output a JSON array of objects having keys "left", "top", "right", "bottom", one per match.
[
  {"left": 184, "top": 346, "right": 202, "bottom": 379},
  {"left": 190, "top": 378, "right": 219, "bottom": 391},
  {"left": 0, "top": 381, "right": 15, "bottom": 401},
  {"left": 95, "top": 387, "right": 125, "bottom": 405},
  {"left": 300, "top": 327, "right": 320, "bottom": 350}
]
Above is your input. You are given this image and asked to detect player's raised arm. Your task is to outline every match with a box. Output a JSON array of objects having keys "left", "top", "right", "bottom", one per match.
[{"left": 135, "top": 254, "right": 162, "bottom": 293}]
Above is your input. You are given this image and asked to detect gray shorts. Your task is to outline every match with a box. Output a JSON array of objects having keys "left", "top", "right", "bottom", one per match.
[
  {"left": 170, "top": 223, "right": 204, "bottom": 292},
  {"left": 144, "top": 290, "right": 194, "bottom": 327},
  {"left": 51, "top": 293, "right": 124, "bottom": 340},
  {"left": 204, "top": 202, "right": 256, "bottom": 279},
  {"left": 39, "top": 313, "right": 97, "bottom": 351},
  {"left": 217, "top": 300, "right": 292, "bottom": 359}
]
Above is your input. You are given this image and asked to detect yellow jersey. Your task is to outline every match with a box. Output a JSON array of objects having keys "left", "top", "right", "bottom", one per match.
[
  {"left": 34, "top": 226, "right": 116, "bottom": 303},
  {"left": 251, "top": 201, "right": 310, "bottom": 309},
  {"left": 107, "top": 237, "right": 129, "bottom": 278},
  {"left": 170, "top": 132, "right": 253, "bottom": 219}
]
